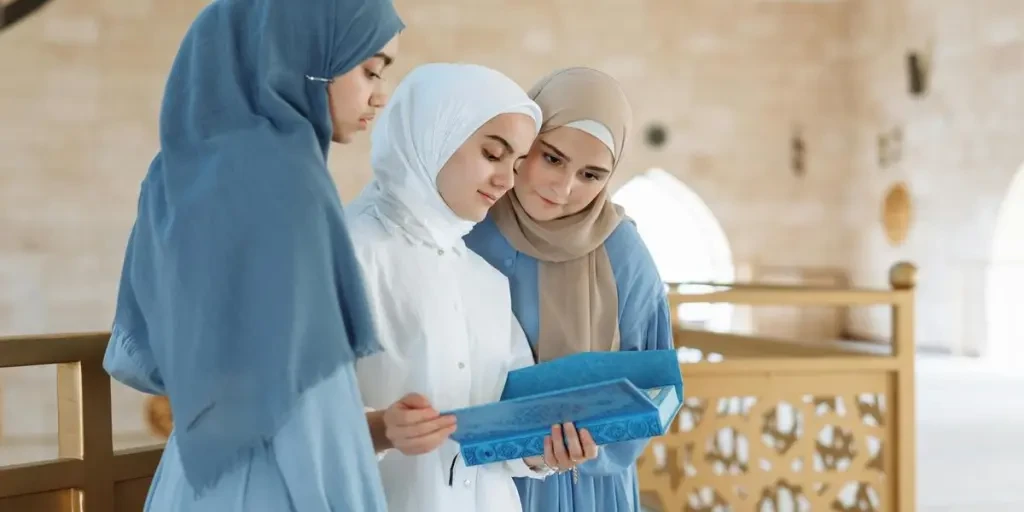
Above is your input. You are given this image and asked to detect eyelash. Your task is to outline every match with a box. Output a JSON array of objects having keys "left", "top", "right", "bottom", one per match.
[
  {"left": 581, "top": 171, "right": 601, "bottom": 181},
  {"left": 543, "top": 153, "right": 562, "bottom": 166},
  {"left": 484, "top": 151, "right": 501, "bottom": 162},
  {"left": 365, "top": 69, "right": 382, "bottom": 80}
]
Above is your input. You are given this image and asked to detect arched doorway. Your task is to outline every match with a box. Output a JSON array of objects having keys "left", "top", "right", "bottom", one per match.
[
  {"left": 986, "top": 164, "right": 1024, "bottom": 367},
  {"left": 612, "top": 168, "right": 735, "bottom": 332}
]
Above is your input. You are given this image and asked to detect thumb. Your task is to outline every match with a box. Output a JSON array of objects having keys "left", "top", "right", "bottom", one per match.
[{"left": 398, "top": 392, "right": 433, "bottom": 410}]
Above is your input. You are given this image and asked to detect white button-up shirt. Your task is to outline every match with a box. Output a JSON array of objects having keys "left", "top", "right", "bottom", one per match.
[{"left": 349, "top": 204, "right": 542, "bottom": 512}]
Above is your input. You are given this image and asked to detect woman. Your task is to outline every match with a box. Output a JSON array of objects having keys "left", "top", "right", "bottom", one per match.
[
  {"left": 102, "top": 0, "right": 403, "bottom": 510},
  {"left": 464, "top": 67, "right": 673, "bottom": 512},
  {"left": 346, "top": 62, "right": 561, "bottom": 512}
]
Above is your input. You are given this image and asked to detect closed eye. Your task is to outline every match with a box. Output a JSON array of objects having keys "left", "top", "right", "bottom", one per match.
[
  {"left": 484, "top": 150, "right": 501, "bottom": 162},
  {"left": 543, "top": 152, "right": 562, "bottom": 165}
]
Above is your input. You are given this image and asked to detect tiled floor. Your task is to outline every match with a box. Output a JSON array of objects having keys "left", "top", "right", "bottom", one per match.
[{"left": 916, "top": 357, "right": 1024, "bottom": 511}]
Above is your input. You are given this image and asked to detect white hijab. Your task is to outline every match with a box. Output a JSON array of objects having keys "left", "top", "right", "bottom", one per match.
[{"left": 350, "top": 63, "right": 542, "bottom": 250}]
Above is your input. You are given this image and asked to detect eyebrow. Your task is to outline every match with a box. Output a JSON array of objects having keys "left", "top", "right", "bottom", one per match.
[
  {"left": 485, "top": 135, "right": 519, "bottom": 157},
  {"left": 541, "top": 140, "right": 611, "bottom": 174},
  {"left": 372, "top": 52, "right": 394, "bottom": 67}
]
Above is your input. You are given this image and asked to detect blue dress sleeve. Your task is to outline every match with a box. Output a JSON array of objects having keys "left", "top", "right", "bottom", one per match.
[
  {"left": 576, "top": 296, "right": 673, "bottom": 477},
  {"left": 104, "top": 325, "right": 165, "bottom": 396}
]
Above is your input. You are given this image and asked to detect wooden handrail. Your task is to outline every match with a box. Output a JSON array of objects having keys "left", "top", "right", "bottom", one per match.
[
  {"left": 0, "top": 332, "right": 162, "bottom": 510},
  {"left": 0, "top": 261, "right": 917, "bottom": 511}
]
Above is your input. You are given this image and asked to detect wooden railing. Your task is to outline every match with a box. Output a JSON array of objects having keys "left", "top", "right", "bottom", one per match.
[
  {"left": 0, "top": 262, "right": 917, "bottom": 511},
  {"left": 638, "top": 261, "right": 916, "bottom": 511},
  {"left": 0, "top": 333, "right": 160, "bottom": 511}
]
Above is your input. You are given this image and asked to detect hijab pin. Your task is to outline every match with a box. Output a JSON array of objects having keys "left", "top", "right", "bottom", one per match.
[{"left": 305, "top": 75, "right": 334, "bottom": 84}]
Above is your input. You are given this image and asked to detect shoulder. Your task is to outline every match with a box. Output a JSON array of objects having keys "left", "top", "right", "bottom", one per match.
[
  {"left": 345, "top": 208, "right": 402, "bottom": 276},
  {"left": 603, "top": 218, "right": 665, "bottom": 309},
  {"left": 602, "top": 218, "right": 659, "bottom": 278},
  {"left": 463, "top": 215, "right": 515, "bottom": 271},
  {"left": 346, "top": 208, "right": 390, "bottom": 247}
]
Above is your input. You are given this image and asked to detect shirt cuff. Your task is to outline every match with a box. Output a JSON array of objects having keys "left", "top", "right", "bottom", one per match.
[
  {"left": 505, "top": 457, "right": 550, "bottom": 479},
  {"left": 364, "top": 406, "right": 390, "bottom": 462}
]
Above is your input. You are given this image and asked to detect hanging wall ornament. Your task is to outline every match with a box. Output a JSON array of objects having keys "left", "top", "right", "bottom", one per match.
[
  {"left": 878, "top": 126, "right": 903, "bottom": 169},
  {"left": 644, "top": 122, "right": 668, "bottom": 150},
  {"left": 882, "top": 181, "right": 912, "bottom": 246},
  {"left": 790, "top": 128, "right": 805, "bottom": 177}
]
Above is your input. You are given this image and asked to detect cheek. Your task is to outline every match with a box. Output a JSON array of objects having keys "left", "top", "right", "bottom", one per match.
[
  {"left": 570, "top": 181, "right": 606, "bottom": 209},
  {"left": 330, "top": 78, "right": 369, "bottom": 118},
  {"left": 514, "top": 159, "right": 545, "bottom": 190}
]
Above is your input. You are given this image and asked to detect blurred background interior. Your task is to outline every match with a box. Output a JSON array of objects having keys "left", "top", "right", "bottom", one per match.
[{"left": 2, "top": 0, "right": 1023, "bottom": 510}]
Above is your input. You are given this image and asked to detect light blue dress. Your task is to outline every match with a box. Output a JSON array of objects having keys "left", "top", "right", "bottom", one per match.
[
  {"left": 465, "top": 215, "right": 673, "bottom": 512},
  {"left": 105, "top": 335, "right": 387, "bottom": 512}
]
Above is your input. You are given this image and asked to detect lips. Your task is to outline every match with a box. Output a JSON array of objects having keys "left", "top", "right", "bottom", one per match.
[
  {"left": 538, "top": 195, "right": 564, "bottom": 207},
  {"left": 478, "top": 191, "right": 497, "bottom": 203}
]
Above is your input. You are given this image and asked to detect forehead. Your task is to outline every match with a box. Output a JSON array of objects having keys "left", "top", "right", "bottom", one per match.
[
  {"left": 538, "top": 126, "right": 614, "bottom": 168},
  {"left": 376, "top": 35, "right": 400, "bottom": 61},
  {"left": 476, "top": 113, "right": 538, "bottom": 154}
]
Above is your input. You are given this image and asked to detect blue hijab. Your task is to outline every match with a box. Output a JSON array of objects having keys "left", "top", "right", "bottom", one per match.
[{"left": 106, "top": 0, "right": 403, "bottom": 492}]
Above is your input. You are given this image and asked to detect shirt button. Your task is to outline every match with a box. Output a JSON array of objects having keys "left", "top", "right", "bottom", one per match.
[
  {"left": 463, "top": 479, "right": 472, "bottom": 487},
  {"left": 437, "top": 249, "right": 444, "bottom": 256},
  {"left": 458, "top": 362, "right": 465, "bottom": 369},
  {"left": 504, "top": 257, "right": 514, "bottom": 267}
]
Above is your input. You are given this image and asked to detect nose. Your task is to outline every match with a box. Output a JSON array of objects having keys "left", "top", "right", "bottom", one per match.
[
  {"left": 492, "top": 162, "right": 515, "bottom": 191},
  {"left": 369, "top": 90, "right": 388, "bottom": 108},
  {"left": 369, "top": 79, "right": 390, "bottom": 108},
  {"left": 551, "top": 170, "right": 574, "bottom": 199}
]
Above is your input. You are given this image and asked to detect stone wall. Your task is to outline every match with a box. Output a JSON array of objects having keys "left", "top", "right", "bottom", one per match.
[{"left": 846, "top": 0, "right": 1024, "bottom": 355}]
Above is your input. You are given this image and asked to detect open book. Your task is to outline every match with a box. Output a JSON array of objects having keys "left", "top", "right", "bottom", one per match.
[{"left": 442, "top": 349, "right": 683, "bottom": 466}]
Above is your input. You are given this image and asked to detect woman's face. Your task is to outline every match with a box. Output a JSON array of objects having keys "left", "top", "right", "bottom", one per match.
[
  {"left": 512, "top": 126, "right": 614, "bottom": 221},
  {"left": 327, "top": 35, "right": 400, "bottom": 144},
  {"left": 436, "top": 113, "right": 538, "bottom": 222}
]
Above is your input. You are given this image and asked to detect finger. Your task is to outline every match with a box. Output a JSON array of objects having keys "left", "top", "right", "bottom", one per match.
[
  {"left": 543, "top": 435, "right": 558, "bottom": 469},
  {"left": 389, "top": 406, "right": 441, "bottom": 426},
  {"left": 403, "top": 424, "right": 457, "bottom": 454},
  {"left": 550, "top": 424, "right": 572, "bottom": 468},
  {"left": 391, "top": 414, "right": 456, "bottom": 439},
  {"left": 580, "top": 428, "right": 599, "bottom": 460},
  {"left": 398, "top": 392, "right": 434, "bottom": 410},
  {"left": 562, "top": 422, "right": 585, "bottom": 462}
]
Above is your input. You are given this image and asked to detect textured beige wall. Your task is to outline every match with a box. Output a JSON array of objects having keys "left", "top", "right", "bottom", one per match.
[
  {"left": 0, "top": 0, "right": 858, "bottom": 337},
  {"left": 844, "top": 0, "right": 1024, "bottom": 355}
]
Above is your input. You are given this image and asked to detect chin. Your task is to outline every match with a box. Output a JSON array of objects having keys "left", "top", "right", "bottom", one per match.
[
  {"left": 457, "top": 207, "right": 488, "bottom": 223},
  {"left": 332, "top": 132, "right": 354, "bottom": 145},
  {"left": 521, "top": 198, "right": 558, "bottom": 222}
]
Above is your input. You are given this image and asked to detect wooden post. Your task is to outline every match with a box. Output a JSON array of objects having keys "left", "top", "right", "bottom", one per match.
[
  {"left": 57, "top": 356, "right": 114, "bottom": 511},
  {"left": 889, "top": 261, "right": 917, "bottom": 511}
]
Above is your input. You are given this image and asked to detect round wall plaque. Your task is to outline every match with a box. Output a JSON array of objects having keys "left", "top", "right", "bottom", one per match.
[{"left": 882, "top": 182, "right": 912, "bottom": 246}]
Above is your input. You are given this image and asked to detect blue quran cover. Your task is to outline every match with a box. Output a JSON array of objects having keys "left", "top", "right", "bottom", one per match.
[{"left": 442, "top": 349, "right": 683, "bottom": 466}]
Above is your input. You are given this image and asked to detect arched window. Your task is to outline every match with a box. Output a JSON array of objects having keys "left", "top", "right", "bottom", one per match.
[
  {"left": 612, "top": 168, "right": 735, "bottom": 332},
  {"left": 986, "top": 164, "right": 1024, "bottom": 367}
]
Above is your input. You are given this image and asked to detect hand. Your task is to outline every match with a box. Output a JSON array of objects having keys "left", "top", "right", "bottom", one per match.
[
  {"left": 525, "top": 423, "right": 599, "bottom": 472},
  {"left": 382, "top": 393, "right": 457, "bottom": 455}
]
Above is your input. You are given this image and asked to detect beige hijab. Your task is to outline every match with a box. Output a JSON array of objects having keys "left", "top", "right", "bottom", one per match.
[{"left": 490, "top": 67, "right": 633, "bottom": 362}]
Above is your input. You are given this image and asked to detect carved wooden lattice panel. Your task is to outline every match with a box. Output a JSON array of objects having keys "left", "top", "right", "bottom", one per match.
[{"left": 638, "top": 372, "right": 892, "bottom": 511}]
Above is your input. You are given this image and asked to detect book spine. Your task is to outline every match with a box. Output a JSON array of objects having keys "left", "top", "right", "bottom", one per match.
[{"left": 459, "top": 410, "right": 665, "bottom": 466}]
